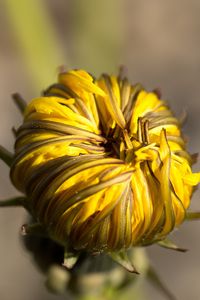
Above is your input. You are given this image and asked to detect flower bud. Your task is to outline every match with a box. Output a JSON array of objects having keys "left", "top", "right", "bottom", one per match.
[{"left": 1, "top": 69, "right": 200, "bottom": 273}]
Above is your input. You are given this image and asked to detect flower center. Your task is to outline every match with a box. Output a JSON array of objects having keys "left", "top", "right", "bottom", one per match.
[{"left": 103, "top": 117, "right": 150, "bottom": 163}]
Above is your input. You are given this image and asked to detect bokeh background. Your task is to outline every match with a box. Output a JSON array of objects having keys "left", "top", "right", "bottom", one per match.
[{"left": 0, "top": 0, "right": 200, "bottom": 299}]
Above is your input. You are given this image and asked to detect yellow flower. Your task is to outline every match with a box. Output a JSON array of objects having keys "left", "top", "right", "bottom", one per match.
[{"left": 1, "top": 69, "right": 200, "bottom": 271}]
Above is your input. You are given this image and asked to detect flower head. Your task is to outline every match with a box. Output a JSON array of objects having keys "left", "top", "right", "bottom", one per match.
[{"left": 0, "top": 68, "right": 198, "bottom": 275}]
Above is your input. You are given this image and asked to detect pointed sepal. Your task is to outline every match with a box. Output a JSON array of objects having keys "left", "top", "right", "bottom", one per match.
[
  {"left": 0, "top": 196, "right": 26, "bottom": 207},
  {"left": 12, "top": 127, "right": 17, "bottom": 137},
  {"left": 0, "top": 145, "right": 13, "bottom": 166},
  {"left": 21, "top": 223, "right": 47, "bottom": 237},
  {"left": 12, "top": 93, "right": 27, "bottom": 114},
  {"left": 109, "top": 250, "right": 139, "bottom": 274},
  {"left": 158, "top": 239, "right": 187, "bottom": 252},
  {"left": 185, "top": 211, "right": 200, "bottom": 221}
]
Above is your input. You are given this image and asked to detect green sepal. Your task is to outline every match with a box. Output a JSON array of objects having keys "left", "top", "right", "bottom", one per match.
[
  {"left": 0, "top": 196, "right": 26, "bottom": 207},
  {"left": 147, "top": 266, "right": 177, "bottom": 300},
  {"left": 0, "top": 145, "right": 13, "bottom": 166},
  {"left": 12, "top": 127, "right": 17, "bottom": 137},
  {"left": 21, "top": 223, "right": 47, "bottom": 237},
  {"left": 185, "top": 211, "right": 200, "bottom": 221},
  {"left": 109, "top": 250, "right": 139, "bottom": 274},
  {"left": 178, "top": 109, "right": 187, "bottom": 126},
  {"left": 12, "top": 93, "right": 27, "bottom": 113},
  {"left": 158, "top": 239, "right": 187, "bottom": 252},
  {"left": 63, "top": 249, "right": 80, "bottom": 269}
]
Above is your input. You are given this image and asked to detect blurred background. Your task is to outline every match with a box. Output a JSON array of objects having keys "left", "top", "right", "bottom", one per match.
[{"left": 0, "top": 0, "right": 200, "bottom": 299}]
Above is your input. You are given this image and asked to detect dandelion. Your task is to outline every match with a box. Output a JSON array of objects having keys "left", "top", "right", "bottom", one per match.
[{"left": 1, "top": 69, "right": 200, "bottom": 274}]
